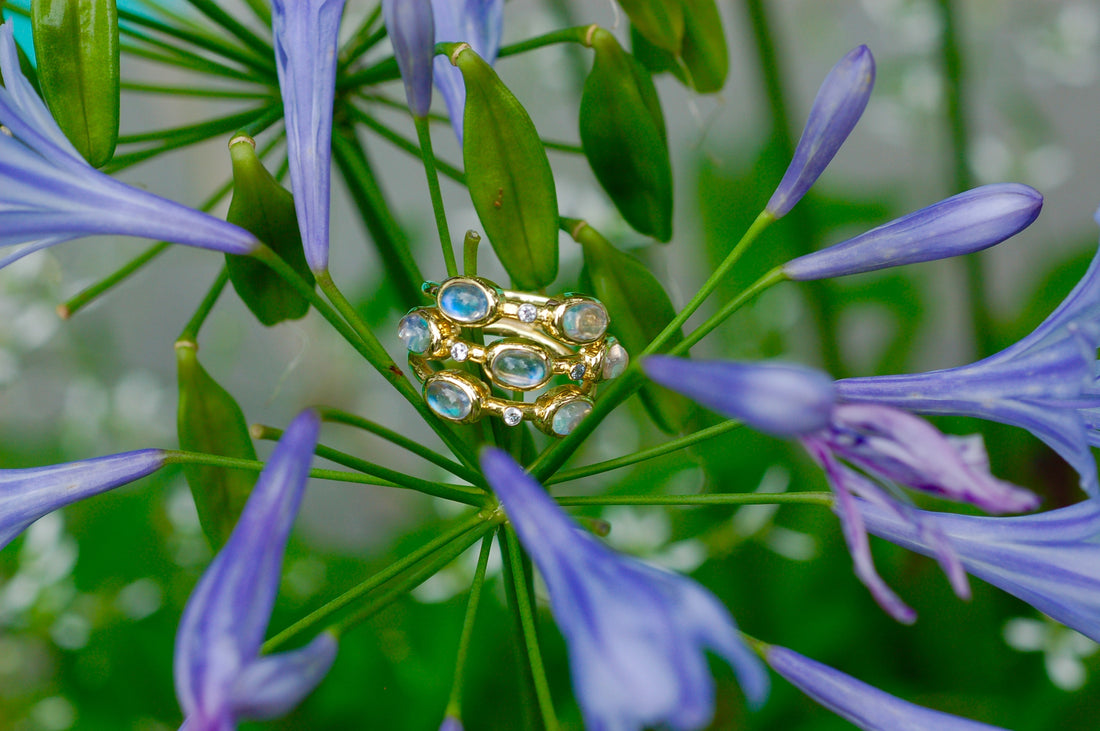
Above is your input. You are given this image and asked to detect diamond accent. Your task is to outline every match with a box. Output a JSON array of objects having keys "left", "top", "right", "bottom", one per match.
[
  {"left": 517, "top": 303, "right": 538, "bottom": 323},
  {"left": 450, "top": 342, "right": 470, "bottom": 362},
  {"left": 569, "top": 363, "right": 586, "bottom": 381},
  {"left": 502, "top": 407, "right": 523, "bottom": 426}
]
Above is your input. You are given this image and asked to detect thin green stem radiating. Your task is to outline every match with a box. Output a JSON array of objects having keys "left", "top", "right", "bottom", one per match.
[
  {"left": 546, "top": 419, "right": 743, "bottom": 484},
  {"left": 318, "top": 407, "right": 481, "bottom": 485},
  {"left": 555, "top": 492, "right": 835, "bottom": 508},
  {"left": 673, "top": 267, "right": 787, "bottom": 354},
  {"left": 164, "top": 450, "right": 406, "bottom": 488},
  {"left": 339, "top": 4, "right": 385, "bottom": 68},
  {"left": 263, "top": 510, "right": 491, "bottom": 652},
  {"left": 496, "top": 25, "right": 593, "bottom": 58},
  {"left": 346, "top": 104, "right": 465, "bottom": 184},
  {"left": 414, "top": 115, "right": 458, "bottom": 276},
  {"left": 177, "top": 267, "right": 229, "bottom": 344},
  {"left": 117, "top": 7, "right": 274, "bottom": 75},
  {"left": 120, "top": 81, "right": 271, "bottom": 99},
  {"left": 501, "top": 528, "right": 560, "bottom": 731},
  {"left": 182, "top": 0, "right": 274, "bottom": 61},
  {"left": 446, "top": 532, "right": 496, "bottom": 719}
]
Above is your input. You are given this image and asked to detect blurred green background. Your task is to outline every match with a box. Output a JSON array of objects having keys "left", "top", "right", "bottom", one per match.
[{"left": 1, "top": 0, "right": 1099, "bottom": 729}]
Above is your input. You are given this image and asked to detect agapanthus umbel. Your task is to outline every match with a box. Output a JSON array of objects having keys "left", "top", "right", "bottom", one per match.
[
  {"left": 643, "top": 357, "right": 1039, "bottom": 622},
  {"left": 0, "top": 449, "right": 166, "bottom": 551},
  {"left": 837, "top": 241, "right": 1100, "bottom": 497},
  {"left": 0, "top": 23, "right": 258, "bottom": 269},
  {"left": 860, "top": 497, "right": 1100, "bottom": 644},
  {"left": 783, "top": 183, "right": 1043, "bottom": 280},
  {"left": 431, "top": 0, "right": 504, "bottom": 142},
  {"left": 480, "top": 447, "right": 768, "bottom": 731},
  {"left": 383, "top": 0, "right": 436, "bottom": 117},
  {"left": 174, "top": 410, "right": 336, "bottom": 731},
  {"left": 271, "top": 0, "right": 346, "bottom": 273},
  {"left": 765, "top": 45, "right": 875, "bottom": 219},
  {"left": 765, "top": 644, "right": 1010, "bottom": 730}
]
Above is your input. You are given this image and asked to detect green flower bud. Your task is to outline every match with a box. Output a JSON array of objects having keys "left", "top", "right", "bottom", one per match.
[
  {"left": 31, "top": 0, "right": 119, "bottom": 167},
  {"left": 453, "top": 44, "right": 559, "bottom": 290},
  {"left": 571, "top": 220, "right": 693, "bottom": 433},
  {"left": 225, "top": 136, "right": 314, "bottom": 326},
  {"left": 616, "top": 0, "right": 684, "bottom": 53},
  {"left": 581, "top": 28, "right": 673, "bottom": 242},
  {"left": 175, "top": 340, "right": 258, "bottom": 550},
  {"left": 680, "top": 0, "right": 728, "bottom": 93}
]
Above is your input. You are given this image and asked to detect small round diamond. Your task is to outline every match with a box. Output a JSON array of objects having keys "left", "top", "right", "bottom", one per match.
[
  {"left": 397, "top": 312, "right": 432, "bottom": 353},
  {"left": 560, "top": 301, "right": 608, "bottom": 342},
  {"left": 502, "top": 407, "right": 523, "bottom": 427},
  {"left": 517, "top": 303, "right": 538, "bottom": 323},
  {"left": 569, "top": 363, "right": 586, "bottom": 381},
  {"left": 438, "top": 280, "right": 492, "bottom": 323},
  {"left": 450, "top": 342, "right": 470, "bottom": 362},
  {"left": 602, "top": 342, "right": 628, "bottom": 379},
  {"left": 551, "top": 399, "right": 592, "bottom": 436},
  {"left": 426, "top": 381, "right": 473, "bottom": 421}
]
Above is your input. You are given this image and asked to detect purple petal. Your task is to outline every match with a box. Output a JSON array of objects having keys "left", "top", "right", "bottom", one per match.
[
  {"left": 271, "top": 0, "right": 346, "bottom": 272},
  {"left": 480, "top": 448, "right": 769, "bottom": 727},
  {"left": 0, "top": 449, "right": 166, "bottom": 550},
  {"left": 765, "top": 46, "right": 874, "bottom": 218},
  {"left": 783, "top": 184, "right": 1043, "bottom": 280},
  {"left": 175, "top": 410, "right": 323, "bottom": 727},
  {"left": 230, "top": 632, "right": 338, "bottom": 720},
  {"left": 0, "top": 25, "right": 259, "bottom": 259},
  {"left": 431, "top": 0, "right": 503, "bottom": 142},
  {"left": 383, "top": 0, "right": 436, "bottom": 116},
  {"left": 766, "top": 645, "right": 1010, "bottom": 730},
  {"left": 861, "top": 498, "right": 1100, "bottom": 643},
  {"left": 642, "top": 357, "right": 836, "bottom": 436},
  {"left": 438, "top": 717, "right": 463, "bottom": 731}
]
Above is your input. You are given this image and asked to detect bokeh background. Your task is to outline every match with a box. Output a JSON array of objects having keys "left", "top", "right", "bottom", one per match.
[{"left": 1, "top": 0, "right": 1099, "bottom": 728}]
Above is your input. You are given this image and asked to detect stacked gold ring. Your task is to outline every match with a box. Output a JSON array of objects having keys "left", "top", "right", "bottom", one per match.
[{"left": 397, "top": 276, "right": 629, "bottom": 436}]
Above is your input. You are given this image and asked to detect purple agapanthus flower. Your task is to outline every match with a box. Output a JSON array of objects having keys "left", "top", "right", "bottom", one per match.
[
  {"left": 765, "top": 644, "right": 1010, "bottom": 730},
  {"left": 271, "top": 0, "right": 346, "bottom": 273},
  {"left": 431, "top": 0, "right": 503, "bottom": 142},
  {"left": 1, "top": 449, "right": 165, "bottom": 550},
  {"left": 174, "top": 410, "right": 336, "bottom": 731},
  {"left": 383, "top": 0, "right": 436, "bottom": 117},
  {"left": 783, "top": 183, "right": 1043, "bottom": 280},
  {"left": 0, "top": 24, "right": 257, "bottom": 269},
  {"left": 480, "top": 447, "right": 768, "bottom": 730},
  {"left": 765, "top": 45, "right": 874, "bottom": 219},
  {"left": 860, "top": 497, "right": 1100, "bottom": 644},
  {"left": 836, "top": 241, "right": 1100, "bottom": 497},
  {"left": 643, "top": 357, "right": 1040, "bottom": 622}
]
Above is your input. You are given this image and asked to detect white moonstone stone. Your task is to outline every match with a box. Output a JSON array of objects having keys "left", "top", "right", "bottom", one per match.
[
  {"left": 552, "top": 400, "right": 592, "bottom": 435},
  {"left": 398, "top": 313, "right": 431, "bottom": 353},
  {"left": 602, "top": 342, "right": 628, "bottom": 379},
  {"left": 491, "top": 348, "right": 550, "bottom": 389},
  {"left": 426, "top": 381, "right": 473, "bottom": 420},
  {"left": 560, "top": 301, "right": 608, "bottom": 342}
]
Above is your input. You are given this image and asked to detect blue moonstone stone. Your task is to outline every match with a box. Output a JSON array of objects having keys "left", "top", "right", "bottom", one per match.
[
  {"left": 551, "top": 400, "right": 592, "bottom": 435},
  {"left": 491, "top": 348, "right": 550, "bottom": 389},
  {"left": 426, "top": 381, "right": 473, "bottom": 420},
  {"left": 439, "top": 281, "right": 491, "bottom": 323},
  {"left": 560, "top": 301, "right": 608, "bottom": 342},
  {"left": 398, "top": 313, "right": 432, "bottom": 353}
]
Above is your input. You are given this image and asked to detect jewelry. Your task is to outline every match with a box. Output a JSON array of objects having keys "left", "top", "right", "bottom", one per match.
[{"left": 397, "top": 276, "right": 629, "bottom": 436}]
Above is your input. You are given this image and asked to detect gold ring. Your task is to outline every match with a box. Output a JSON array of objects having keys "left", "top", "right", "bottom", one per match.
[{"left": 397, "top": 276, "right": 629, "bottom": 436}]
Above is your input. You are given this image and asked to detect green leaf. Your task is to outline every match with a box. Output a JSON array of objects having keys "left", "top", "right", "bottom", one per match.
[
  {"left": 175, "top": 341, "right": 258, "bottom": 550},
  {"left": 581, "top": 28, "right": 673, "bottom": 242},
  {"left": 224, "top": 136, "right": 314, "bottom": 326},
  {"left": 456, "top": 46, "right": 559, "bottom": 290},
  {"left": 572, "top": 221, "right": 693, "bottom": 433},
  {"left": 31, "top": 0, "right": 119, "bottom": 167},
  {"left": 616, "top": 0, "right": 684, "bottom": 53},
  {"left": 680, "top": 0, "right": 728, "bottom": 93}
]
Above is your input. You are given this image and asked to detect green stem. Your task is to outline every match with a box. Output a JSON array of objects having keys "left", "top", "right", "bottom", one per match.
[
  {"left": 318, "top": 407, "right": 481, "bottom": 485},
  {"left": 119, "top": 81, "right": 270, "bottom": 99},
  {"left": 501, "top": 528, "right": 559, "bottom": 731},
  {"left": 555, "top": 492, "right": 835, "bottom": 508},
  {"left": 252, "top": 423, "right": 486, "bottom": 505},
  {"left": 673, "top": 267, "right": 786, "bottom": 354},
  {"left": 119, "top": 37, "right": 258, "bottom": 83},
  {"left": 445, "top": 533, "right": 495, "bottom": 719},
  {"left": 545, "top": 420, "right": 743, "bottom": 484},
  {"left": 329, "top": 519, "right": 499, "bottom": 639},
  {"left": 57, "top": 242, "right": 170, "bottom": 319},
  {"left": 463, "top": 230, "right": 481, "bottom": 277},
  {"left": 182, "top": 0, "right": 274, "bottom": 61},
  {"left": 936, "top": 0, "right": 992, "bottom": 356},
  {"left": 116, "top": 6, "right": 274, "bottom": 75},
  {"left": 263, "top": 510, "right": 491, "bottom": 652},
  {"left": 339, "top": 4, "right": 385, "bottom": 68},
  {"left": 164, "top": 450, "right": 404, "bottom": 488},
  {"left": 530, "top": 214, "right": 773, "bottom": 480},
  {"left": 496, "top": 25, "right": 593, "bottom": 58},
  {"left": 176, "top": 267, "right": 229, "bottom": 344},
  {"left": 540, "top": 139, "right": 584, "bottom": 155},
  {"left": 414, "top": 115, "right": 458, "bottom": 277},
  {"left": 346, "top": 103, "right": 466, "bottom": 184}
]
